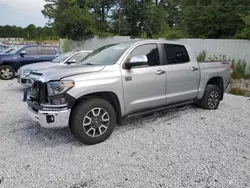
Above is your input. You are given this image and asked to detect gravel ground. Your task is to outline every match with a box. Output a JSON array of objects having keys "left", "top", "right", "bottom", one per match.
[{"left": 0, "top": 79, "right": 250, "bottom": 188}]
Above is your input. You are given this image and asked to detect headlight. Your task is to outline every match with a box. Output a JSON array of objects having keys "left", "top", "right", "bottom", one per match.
[
  {"left": 47, "top": 80, "right": 75, "bottom": 96},
  {"left": 23, "top": 70, "right": 31, "bottom": 76}
]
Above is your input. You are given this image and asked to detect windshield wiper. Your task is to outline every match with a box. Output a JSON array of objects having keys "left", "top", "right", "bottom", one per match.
[{"left": 83, "top": 63, "right": 94, "bottom": 65}]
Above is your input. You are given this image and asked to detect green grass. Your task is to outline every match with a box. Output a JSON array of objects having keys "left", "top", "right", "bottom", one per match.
[
  {"left": 196, "top": 50, "right": 206, "bottom": 61},
  {"left": 229, "top": 88, "right": 246, "bottom": 96}
]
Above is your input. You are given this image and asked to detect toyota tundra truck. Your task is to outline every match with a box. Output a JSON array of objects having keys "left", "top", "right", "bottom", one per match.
[{"left": 26, "top": 40, "right": 233, "bottom": 145}]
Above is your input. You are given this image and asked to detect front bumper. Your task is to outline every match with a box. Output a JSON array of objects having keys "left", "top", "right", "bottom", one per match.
[{"left": 28, "top": 105, "right": 71, "bottom": 129}]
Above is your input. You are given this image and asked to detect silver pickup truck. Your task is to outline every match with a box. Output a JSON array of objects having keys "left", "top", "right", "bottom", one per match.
[{"left": 26, "top": 40, "right": 233, "bottom": 145}]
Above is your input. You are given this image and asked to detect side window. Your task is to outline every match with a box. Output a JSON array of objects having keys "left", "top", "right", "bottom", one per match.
[
  {"left": 68, "top": 52, "right": 90, "bottom": 63},
  {"left": 24, "top": 47, "right": 38, "bottom": 55},
  {"left": 163, "top": 44, "right": 190, "bottom": 64},
  {"left": 130, "top": 44, "right": 160, "bottom": 66},
  {"left": 39, "top": 47, "right": 56, "bottom": 55}
]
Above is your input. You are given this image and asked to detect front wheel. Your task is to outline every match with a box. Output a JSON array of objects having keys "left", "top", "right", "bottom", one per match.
[
  {"left": 197, "top": 85, "right": 221, "bottom": 110},
  {"left": 0, "top": 65, "right": 15, "bottom": 80},
  {"left": 70, "top": 98, "right": 116, "bottom": 145}
]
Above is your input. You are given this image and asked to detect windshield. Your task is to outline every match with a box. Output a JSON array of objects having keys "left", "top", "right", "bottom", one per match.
[
  {"left": 9, "top": 46, "right": 25, "bottom": 54},
  {"left": 5, "top": 48, "right": 14, "bottom": 53},
  {"left": 52, "top": 52, "right": 73, "bottom": 63},
  {"left": 80, "top": 43, "right": 133, "bottom": 65}
]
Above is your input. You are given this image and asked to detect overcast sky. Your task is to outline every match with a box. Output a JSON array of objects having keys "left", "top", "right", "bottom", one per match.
[{"left": 0, "top": 0, "right": 47, "bottom": 27}]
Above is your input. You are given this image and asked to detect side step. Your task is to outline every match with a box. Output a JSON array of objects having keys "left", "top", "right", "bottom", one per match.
[{"left": 126, "top": 101, "right": 194, "bottom": 118}]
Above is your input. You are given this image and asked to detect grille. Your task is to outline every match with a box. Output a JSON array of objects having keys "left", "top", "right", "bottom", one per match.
[
  {"left": 29, "top": 81, "right": 47, "bottom": 104},
  {"left": 21, "top": 79, "right": 27, "bottom": 84}
]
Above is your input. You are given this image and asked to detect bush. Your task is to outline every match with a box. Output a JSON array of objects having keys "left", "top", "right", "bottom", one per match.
[
  {"left": 62, "top": 38, "right": 72, "bottom": 53},
  {"left": 229, "top": 88, "right": 246, "bottom": 96},
  {"left": 153, "top": 24, "right": 185, "bottom": 39},
  {"left": 231, "top": 58, "right": 250, "bottom": 79},
  {"left": 197, "top": 50, "right": 206, "bottom": 61}
]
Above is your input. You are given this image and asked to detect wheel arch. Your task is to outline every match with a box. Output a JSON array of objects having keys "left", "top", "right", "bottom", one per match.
[
  {"left": 0, "top": 62, "right": 17, "bottom": 72},
  {"left": 71, "top": 91, "right": 122, "bottom": 126},
  {"left": 206, "top": 76, "right": 224, "bottom": 100}
]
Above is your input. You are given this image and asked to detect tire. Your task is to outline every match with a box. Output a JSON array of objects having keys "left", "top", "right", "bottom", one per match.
[
  {"left": 197, "top": 85, "right": 221, "bottom": 110},
  {"left": 0, "top": 65, "right": 15, "bottom": 80},
  {"left": 70, "top": 98, "right": 116, "bottom": 145}
]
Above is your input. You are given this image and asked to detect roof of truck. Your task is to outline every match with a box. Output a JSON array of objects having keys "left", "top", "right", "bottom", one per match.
[{"left": 109, "top": 39, "right": 184, "bottom": 46}]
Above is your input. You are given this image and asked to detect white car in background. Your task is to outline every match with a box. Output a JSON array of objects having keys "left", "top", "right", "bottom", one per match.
[{"left": 17, "top": 50, "right": 92, "bottom": 87}]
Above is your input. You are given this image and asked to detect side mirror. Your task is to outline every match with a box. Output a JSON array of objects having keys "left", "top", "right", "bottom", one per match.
[
  {"left": 123, "top": 55, "right": 148, "bottom": 69},
  {"left": 66, "top": 59, "right": 76, "bottom": 65},
  {"left": 20, "top": 50, "right": 26, "bottom": 57}
]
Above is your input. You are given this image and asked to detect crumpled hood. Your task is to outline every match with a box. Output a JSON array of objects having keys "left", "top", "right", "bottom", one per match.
[
  {"left": 20, "top": 61, "right": 61, "bottom": 71},
  {"left": 29, "top": 65, "right": 105, "bottom": 82}
]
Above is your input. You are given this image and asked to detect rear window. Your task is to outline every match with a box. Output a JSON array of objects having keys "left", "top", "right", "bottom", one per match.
[
  {"left": 39, "top": 46, "right": 56, "bottom": 55},
  {"left": 163, "top": 44, "right": 190, "bottom": 64}
]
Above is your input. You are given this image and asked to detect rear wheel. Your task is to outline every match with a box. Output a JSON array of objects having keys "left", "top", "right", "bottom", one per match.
[
  {"left": 197, "top": 85, "right": 221, "bottom": 110},
  {"left": 70, "top": 98, "right": 116, "bottom": 145},
  {"left": 0, "top": 65, "right": 15, "bottom": 80}
]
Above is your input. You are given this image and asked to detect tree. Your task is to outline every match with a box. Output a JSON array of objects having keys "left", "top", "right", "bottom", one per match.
[
  {"left": 24, "top": 24, "right": 37, "bottom": 40},
  {"left": 39, "top": 0, "right": 250, "bottom": 40},
  {"left": 0, "top": 25, "right": 57, "bottom": 40},
  {"left": 182, "top": 0, "right": 250, "bottom": 38},
  {"left": 235, "top": 14, "right": 250, "bottom": 39},
  {"left": 56, "top": 5, "right": 97, "bottom": 40}
]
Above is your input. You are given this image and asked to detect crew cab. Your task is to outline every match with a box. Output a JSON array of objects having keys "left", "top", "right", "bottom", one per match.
[
  {"left": 26, "top": 40, "right": 233, "bottom": 145},
  {"left": 0, "top": 45, "right": 61, "bottom": 80}
]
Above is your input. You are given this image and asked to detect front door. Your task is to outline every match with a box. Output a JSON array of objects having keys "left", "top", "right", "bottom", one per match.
[
  {"left": 16, "top": 46, "right": 39, "bottom": 69},
  {"left": 163, "top": 44, "right": 200, "bottom": 104},
  {"left": 121, "top": 43, "right": 167, "bottom": 114}
]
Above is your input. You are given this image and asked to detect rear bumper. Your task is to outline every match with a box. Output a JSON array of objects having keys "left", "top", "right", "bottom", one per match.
[
  {"left": 225, "top": 82, "right": 232, "bottom": 92},
  {"left": 28, "top": 105, "right": 71, "bottom": 129}
]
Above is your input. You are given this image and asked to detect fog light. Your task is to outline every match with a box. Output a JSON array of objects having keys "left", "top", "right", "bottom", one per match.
[
  {"left": 51, "top": 97, "right": 66, "bottom": 105},
  {"left": 46, "top": 115, "right": 55, "bottom": 124}
]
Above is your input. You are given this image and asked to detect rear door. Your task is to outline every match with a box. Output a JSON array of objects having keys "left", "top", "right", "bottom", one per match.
[
  {"left": 121, "top": 43, "right": 167, "bottom": 114},
  {"left": 163, "top": 44, "right": 200, "bottom": 104},
  {"left": 38, "top": 46, "right": 58, "bottom": 61}
]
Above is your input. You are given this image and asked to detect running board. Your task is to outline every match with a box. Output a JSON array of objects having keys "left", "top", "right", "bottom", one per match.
[{"left": 126, "top": 101, "right": 194, "bottom": 118}]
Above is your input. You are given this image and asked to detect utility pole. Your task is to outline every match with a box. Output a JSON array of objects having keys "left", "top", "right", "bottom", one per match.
[{"left": 118, "top": 0, "right": 121, "bottom": 35}]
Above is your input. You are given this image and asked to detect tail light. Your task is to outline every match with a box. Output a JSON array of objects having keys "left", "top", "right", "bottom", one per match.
[
  {"left": 230, "top": 65, "right": 234, "bottom": 77},
  {"left": 221, "top": 61, "right": 234, "bottom": 77}
]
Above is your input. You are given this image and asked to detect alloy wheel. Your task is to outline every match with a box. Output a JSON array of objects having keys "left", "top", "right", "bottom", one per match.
[
  {"left": 1, "top": 68, "right": 14, "bottom": 79},
  {"left": 82, "top": 107, "right": 110, "bottom": 137},
  {"left": 208, "top": 91, "right": 219, "bottom": 109}
]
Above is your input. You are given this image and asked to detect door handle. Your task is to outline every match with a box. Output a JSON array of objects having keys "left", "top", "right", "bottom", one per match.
[
  {"left": 155, "top": 70, "right": 165, "bottom": 75},
  {"left": 191, "top": 67, "right": 199, "bottom": 71},
  {"left": 34, "top": 56, "right": 40, "bottom": 59}
]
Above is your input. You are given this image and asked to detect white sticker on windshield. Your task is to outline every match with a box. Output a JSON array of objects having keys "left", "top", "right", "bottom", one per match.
[{"left": 113, "top": 46, "right": 126, "bottom": 50}]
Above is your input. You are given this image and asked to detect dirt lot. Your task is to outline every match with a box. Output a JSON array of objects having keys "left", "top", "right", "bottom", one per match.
[{"left": 0, "top": 79, "right": 250, "bottom": 188}]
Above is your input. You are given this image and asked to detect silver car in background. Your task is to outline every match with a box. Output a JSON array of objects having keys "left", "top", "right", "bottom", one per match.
[{"left": 17, "top": 50, "right": 92, "bottom": 87}]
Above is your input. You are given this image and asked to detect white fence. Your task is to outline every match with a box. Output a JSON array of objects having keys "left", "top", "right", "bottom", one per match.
[
  {"left": 0, "top": 38, "right": 24, "bottom": 42},
  {"left": 60, "top": 37, "right": 250, "bottom": 65},
  {"left": 60, "top": 36, "right": 139, "bottom": 52},
  {"left": 177, "top": 39, "right": 250, "bottom": 63}
]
